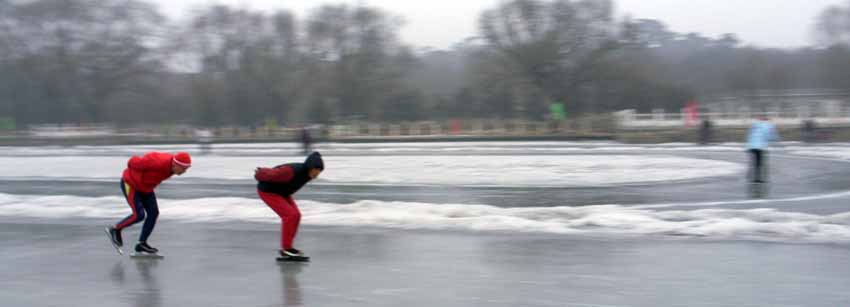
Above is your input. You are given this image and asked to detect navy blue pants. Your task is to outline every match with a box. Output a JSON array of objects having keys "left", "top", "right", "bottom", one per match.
[
  {"left": 114, "top": 179, "right": 159, "bottom": 242},
  {"left": 749, "top": 149, "right": 766, "bottom": 182}
]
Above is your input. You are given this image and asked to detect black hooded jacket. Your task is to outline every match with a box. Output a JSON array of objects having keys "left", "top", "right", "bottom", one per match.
[{"left": 257, "top": 152, "right": 324, "bottom": 196}]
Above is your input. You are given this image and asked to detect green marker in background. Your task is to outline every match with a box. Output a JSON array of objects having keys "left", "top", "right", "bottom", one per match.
[
  {"left": 0, "top": 117, "right": 15, "bottom": 131},
  {"left": 550, "top": 102, "right": 566, "bottom": 120}
]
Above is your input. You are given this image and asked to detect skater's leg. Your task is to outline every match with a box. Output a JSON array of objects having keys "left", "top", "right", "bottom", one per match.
[
  {"left": 259, "top": 190, "right": 296, "bottom": 250},
  {"left": 138, "top": 192, "right": 159, "bottom": 243},
  {"left": 282, "top": 196, "right": 301, "bottom": 250},
  {"left": 754, "top": 149, "right": 763, "bottom": 182},
  {"left": 115, "top": 180, "right": 146, "bottom": 230},
  {"left": 761, "top": 150, "right": 768, "bottom": 182}
]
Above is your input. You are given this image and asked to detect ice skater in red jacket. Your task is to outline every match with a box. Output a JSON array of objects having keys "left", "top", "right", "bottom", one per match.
[
  {"left": 105, "top": 151, "right": 192, "bottom": 255},
  {"left": 255, "top": 152, "right": 324, "bottom": 259}
]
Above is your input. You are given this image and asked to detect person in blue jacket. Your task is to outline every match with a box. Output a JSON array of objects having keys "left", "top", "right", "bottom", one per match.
[{"left": 746, "top": 116, "right": 781, "bottom": 183}]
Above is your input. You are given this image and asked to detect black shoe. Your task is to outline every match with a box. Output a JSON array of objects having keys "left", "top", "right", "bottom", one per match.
[
  {"left": 280, "top": 248, "right": 303, "bottom": 257},
  {"left": 135, "top": 242, "right": 159, "bottom": 254},
  {"left": 106, "top": 226, "right": 123, "bottom": 247}
]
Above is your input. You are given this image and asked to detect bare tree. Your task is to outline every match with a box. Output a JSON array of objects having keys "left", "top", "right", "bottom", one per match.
[
  {"left": 305, "top": 4, "right": 418, "bottom": 121},
  {"left": 177, "top": 5, "right": 303, "bottom": 126},
  {"left": 815, "top": 1, "right": 850, "bottom": 47},
  {"left": 0, "top": 0, "right": 165, "bottom": 124},
  {"left": 478, "top": 0, "right": 617, "bottom": 115}
]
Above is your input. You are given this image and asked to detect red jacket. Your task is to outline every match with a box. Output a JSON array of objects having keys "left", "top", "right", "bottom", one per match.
[{"left": 122, "top": 152, "right": 175, "bottom": 193}]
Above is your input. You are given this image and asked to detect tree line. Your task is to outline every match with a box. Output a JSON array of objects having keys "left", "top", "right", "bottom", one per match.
[{"left": 1, "top": 0, "right": 849, "bottom": 129}]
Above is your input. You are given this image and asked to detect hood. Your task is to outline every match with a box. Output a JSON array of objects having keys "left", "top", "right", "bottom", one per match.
[{"left": 304, "top": 152, "right": 324, "bottom": 170}]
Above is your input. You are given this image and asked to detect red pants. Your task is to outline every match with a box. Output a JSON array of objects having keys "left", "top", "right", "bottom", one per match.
[{"left": 257, "top": 190, "right": 301, "bottom": 250}]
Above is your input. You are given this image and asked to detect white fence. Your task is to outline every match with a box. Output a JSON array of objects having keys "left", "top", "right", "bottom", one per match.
[
  {"left": 25, "top": 119, "right": 610, "bottom": 141},
  {"left": 615, "top": 104, "right": 850, "bottom": 130},
  {"left": 29, "top": 124, "right": 117, "bottom": 138}
]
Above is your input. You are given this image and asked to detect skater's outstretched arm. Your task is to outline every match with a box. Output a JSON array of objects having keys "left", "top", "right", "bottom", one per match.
[
  {"left": 769, "top": 124, "right": 784, "bottom": 149},
  {"left": 771, "top": 126, "right": 781, "bottom": 142}
]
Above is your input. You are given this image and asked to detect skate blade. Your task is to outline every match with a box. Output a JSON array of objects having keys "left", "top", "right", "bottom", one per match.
[
  {"left": 130, "top": 252, "right": 164, "bottom": 259},
  {"left": 276, "top": 255, "right": 310, "bottom": 262}
]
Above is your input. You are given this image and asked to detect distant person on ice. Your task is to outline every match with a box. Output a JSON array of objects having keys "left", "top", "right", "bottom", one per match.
[
  {"left": 300, "top": 126, "right": 313, "bottom": 155},
  {"left": 746, "top": 116, "right": 780, "bottom": 183},
  {"left": 255, "top": 152, "right": 324, "bottom": 259},
  {"left": 105, "top": 151, "right": 192, "bottom": 255}
]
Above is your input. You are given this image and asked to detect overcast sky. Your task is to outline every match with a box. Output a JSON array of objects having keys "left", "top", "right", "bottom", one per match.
[{"left": 155, "top": 0, "right": 848, "bottom": 49}]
